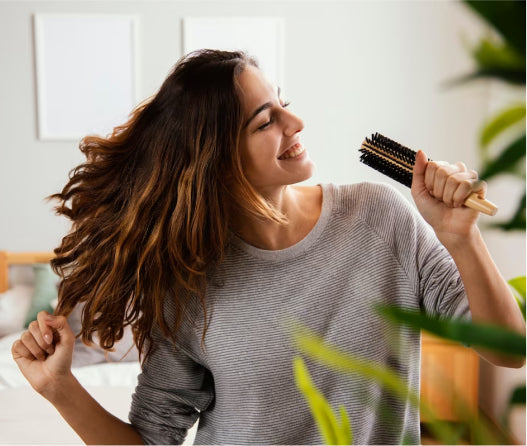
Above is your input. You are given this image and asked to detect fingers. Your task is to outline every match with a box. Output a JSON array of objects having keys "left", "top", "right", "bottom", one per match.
[
  {"left": 12, "top": 314, "right": 53, "bottom": 361},
  {"left": 11, "top": 311, "right": 73, "bottom": 362},
  {"left": 11, "top": 338, "right": 38, "bottom": 363},
  {"left": 37, "top": 311, "right": 55, "bottom": 346},
  {"left": 44, "top": 313, "right": 75, "bottom": 343},
  {"left": 28, "top": 320, "right": 55, "bottom": 356},
  {"left": 424, "top": 160, "right": 484, "bottom": 208}
]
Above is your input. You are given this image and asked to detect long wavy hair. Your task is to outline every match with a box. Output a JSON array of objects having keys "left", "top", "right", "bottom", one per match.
[{"left": 51, "top": 49, "right": 284, "bottom": 360}]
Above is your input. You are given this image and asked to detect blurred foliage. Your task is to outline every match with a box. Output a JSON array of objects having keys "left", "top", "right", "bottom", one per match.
[
  {"left": 509, "top": 275, "right": 526, "bottom": 320},
  {"left": 291, "top": 325, "right": 461, "bottom": 445},
  {"left": 293, "top": 356, "right": 352, "bottom": 445},
  {"left": 377, "top": 306, "right": 525, "bottom": 357},
  {"left": 292, "top": 321, "right": 514, "bottom": 445},
  {"left": 464, "top": 0, "right": 525, "bottom": 55},
  {"left": 292, "top": 276, "right": 526, "bottom": 444},
  {"left": 449, "top": 0, "right": 526, "bottom": 231},
  {"left": 504, "top": 276, "right": 526, "bottom": 428},
  {"left": 479, "top": 104, "right": 525, "bottom": 151}
]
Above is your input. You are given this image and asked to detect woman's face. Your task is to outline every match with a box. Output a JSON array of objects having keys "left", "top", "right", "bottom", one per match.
[{"left": 237, "top": 65, "right": 315, "bottom": 197}]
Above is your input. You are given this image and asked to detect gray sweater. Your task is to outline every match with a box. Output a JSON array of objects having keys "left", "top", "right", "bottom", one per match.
[{"left": 129, "top": 182, "right": 469, "bottom": 445}]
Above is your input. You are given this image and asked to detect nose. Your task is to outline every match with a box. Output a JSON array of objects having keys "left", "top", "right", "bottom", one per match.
[{"left": 283, "top": 108, "right": 304, "bottom": 137}]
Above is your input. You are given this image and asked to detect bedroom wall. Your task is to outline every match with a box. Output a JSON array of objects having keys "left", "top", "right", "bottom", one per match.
[{"left": 0, "top": 0, "right": 525, "bottom": 441}]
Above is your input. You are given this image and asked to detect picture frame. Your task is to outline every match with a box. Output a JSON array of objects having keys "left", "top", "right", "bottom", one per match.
[
  {"left": 182, "top": 17, "right": 285, "bottom": 89},
  {"left": 33, "top": 14, "right": 138, "bottom": 141}
]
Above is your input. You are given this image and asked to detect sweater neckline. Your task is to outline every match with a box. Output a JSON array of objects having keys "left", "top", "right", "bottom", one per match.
[{"left": 230, "top": 184, "right": 334, "bottom": 262}]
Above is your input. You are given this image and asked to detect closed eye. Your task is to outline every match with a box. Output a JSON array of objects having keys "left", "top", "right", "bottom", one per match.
[
  {"left": 258, "top": 119, "right": 274, "bottom": 131},
  {"left": 257, "top": 101, "right": 291, "bottom": 131}
]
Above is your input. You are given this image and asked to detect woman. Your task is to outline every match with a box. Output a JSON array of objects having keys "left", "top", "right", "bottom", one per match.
[{"left": 12, "top": 49, "right": 525, "bottom": 445}]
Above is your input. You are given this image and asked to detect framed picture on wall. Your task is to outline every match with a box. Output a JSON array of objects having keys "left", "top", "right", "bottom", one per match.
[
  {"left": 33, "top": 14, "right": 138, "bottom": 141},
  {"left": 182, "top": 17, "right": 285, "bottom": 89}
]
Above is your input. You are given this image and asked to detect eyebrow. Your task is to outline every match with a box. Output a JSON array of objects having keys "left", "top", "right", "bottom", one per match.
[{"left": 243, "top": 86, "right": 282, "bottom": 129}]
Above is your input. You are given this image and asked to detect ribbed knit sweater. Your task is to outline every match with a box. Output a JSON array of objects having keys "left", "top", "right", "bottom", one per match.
[{"left": 129, "top": 182, "right": 470, "bottom": 445}]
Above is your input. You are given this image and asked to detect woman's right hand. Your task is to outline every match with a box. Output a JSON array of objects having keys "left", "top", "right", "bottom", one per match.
[
  {"left": 12, "top": 313, "right": 144, "bottom": 444},
  {"left": 11, "top": 311, "right": 75, "bottom": 400}
]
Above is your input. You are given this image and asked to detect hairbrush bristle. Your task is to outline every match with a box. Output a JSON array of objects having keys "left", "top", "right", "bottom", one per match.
[
  {"left": 359, "top": 132, "right": 418, "bottom": 188},
  {"left": 359, "top": 133, "right": 499, "bottom": 216}
]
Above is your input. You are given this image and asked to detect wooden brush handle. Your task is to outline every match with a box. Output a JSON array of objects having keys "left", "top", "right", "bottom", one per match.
[{"left": 464, "top": 193, "right": 498, "bottom": 216}]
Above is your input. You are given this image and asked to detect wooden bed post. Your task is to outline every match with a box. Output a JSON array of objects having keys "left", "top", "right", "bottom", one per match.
[
  {"left": 0, "top": 251, "right": 55, "bottom": 293},
  {"left": 0, "top": 251, "right": 8, "bottom": 293}
]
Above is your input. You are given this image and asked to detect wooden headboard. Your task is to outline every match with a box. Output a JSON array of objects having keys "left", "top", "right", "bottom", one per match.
[{"left": 0, "top": 251, "right": 55, "bottom": 293}]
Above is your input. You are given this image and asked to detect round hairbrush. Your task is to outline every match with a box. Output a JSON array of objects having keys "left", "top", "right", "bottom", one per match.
[{"left": 359, "top": 132, "right": 498, "bottom": 216}]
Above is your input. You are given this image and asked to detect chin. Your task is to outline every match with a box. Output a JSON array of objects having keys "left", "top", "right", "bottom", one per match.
[{"left": 299, "top": 160, "right": 316, "bottom": 181}]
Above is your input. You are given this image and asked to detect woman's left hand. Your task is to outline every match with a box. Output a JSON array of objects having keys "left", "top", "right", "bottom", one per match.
[{"left": 411, "top": 150, "right": 486, "bottom": 242}]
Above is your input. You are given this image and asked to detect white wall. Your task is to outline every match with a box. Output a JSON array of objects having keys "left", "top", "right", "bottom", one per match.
[
  {"left": 0, "top": 0, "right": 524, "bottom": 441},
  {"left": 0, "top": 0, "right": 492, "bottom": 251}
]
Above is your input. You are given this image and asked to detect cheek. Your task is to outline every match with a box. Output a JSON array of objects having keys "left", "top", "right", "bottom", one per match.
[
  {"left": 238, "top": 144, "right": 259, "bottom": 184},
  {"left": 240, "top": 137, "right": 275, "bottom": 171},
  {"left": 238, "top": 141, "right": 253, "bottom": 172},
  {"left": 239, "top": 149, "right": 278, "bottom": 189},
  {"left": 241, "top": 149, "right": 264, "bottom": 181}
]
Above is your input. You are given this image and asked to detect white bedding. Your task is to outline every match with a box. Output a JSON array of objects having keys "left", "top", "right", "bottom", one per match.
[
  {"left": 0, "top": 332, "right": 197, "bottom": 445},
  {"left": 0, "top": 332, "right": 142, "bottom": 390}
]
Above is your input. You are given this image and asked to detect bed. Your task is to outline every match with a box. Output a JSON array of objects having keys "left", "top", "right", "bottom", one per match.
[{"left": 0, "top": 251, "right": 197, "bottom": 445}]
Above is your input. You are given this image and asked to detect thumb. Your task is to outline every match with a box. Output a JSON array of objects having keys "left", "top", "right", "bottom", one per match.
[
  {"left": 412, "top": 150, "right": 427, "bottom": 183},
  {"left": 411, "top": 150, "right": 428, "bottom": 194},
  {"left": 43, "top": 313, "right": 75, "bottom": 349}
]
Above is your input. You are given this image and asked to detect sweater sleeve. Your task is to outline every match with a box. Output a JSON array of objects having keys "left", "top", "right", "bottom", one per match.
[
  {"left": 349, "top": 182, "right": 470, "bottom": 320},
  {"left": 412, "top": 211, "right": 470, "bottom": 320},
  {"left": 391, "top": 185, "right": 470, "bottom": 320},
  {"left": 128, "top": 325, "right": 214, "bottom": 445}
]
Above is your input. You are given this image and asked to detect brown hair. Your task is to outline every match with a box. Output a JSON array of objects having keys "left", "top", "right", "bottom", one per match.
[{"left": 50, "top": 49, "right": 283, "bottom": 360}]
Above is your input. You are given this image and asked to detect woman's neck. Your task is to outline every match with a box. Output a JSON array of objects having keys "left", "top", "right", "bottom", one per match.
[{"left": 232, "top": 185, "right": 322, "bottom": 250}]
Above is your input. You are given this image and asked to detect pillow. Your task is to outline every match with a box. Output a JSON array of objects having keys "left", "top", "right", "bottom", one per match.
[
  {"left": 0, "top": 284, "right": 34, "bottom": 337},
  {"left": 24, "top": 264, "right": 59, "bottom": 327}
]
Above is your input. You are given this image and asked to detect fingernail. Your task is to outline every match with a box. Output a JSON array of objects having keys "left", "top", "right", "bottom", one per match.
[{"left": 44, "top": 334, "right": 52, "bottom": 344}]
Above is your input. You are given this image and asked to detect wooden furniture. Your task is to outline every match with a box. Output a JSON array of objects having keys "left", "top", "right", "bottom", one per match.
[
  {"left": 420, "top": 331, "right": 479, "bottom": 422},
  {"left": 0, "top": 251, "right": 55, "bottom": 292}
]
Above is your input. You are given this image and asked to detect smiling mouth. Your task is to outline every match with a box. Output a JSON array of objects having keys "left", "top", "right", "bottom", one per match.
[{"left": 278, "top": 143, "right": 305, "bottom": 160}]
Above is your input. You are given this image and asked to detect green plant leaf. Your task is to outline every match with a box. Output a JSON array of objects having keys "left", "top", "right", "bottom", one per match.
[
  {"left": 462, "top": 0, "right": 526, "bottom": 55},
  {"left": 293, "top": 356, "right": 352, "bottom": 445},
  {"left": 508, "top": 276, "right": 526, "bottom": 319},
  {"left": 509, "top": 385, "right": 526, "bottom": 406},
  {"left": 508, "top": 276, "right": 526, "bottom": 299},
  {"left": 440, "top": 33, "right": 526, "bottom": 86},
  {"left": 292, "top": 324, "right": 469, "bottom": 445},
  {"left": 496, "top": 203, "right": 527, "bottom": 232},
  {"left": 441, "top": 68, "right": 526, "bottom": 88},
  {"left": 376, "top": 306, "right": 526, "bottom": 357},
  {"left": 479, "top": 134, "right": 526, "bottom": 180},
  {"left": 491, "top": 195, "right": 526, "bottom": 232},
  {"left": 292, "top": 325, "right": 418, "bottom": 406},
  {"left": 472, "top": 38, "right": 525, "bottom": 72},
  {"left": 480, "top": 104, "right": 526, "bottom": 150},
  {"left": 338, "top": 405, "right": 352, "bottom": 444},
  {"left": 501, "top": 384, "right": 526, "bottom": 431}
]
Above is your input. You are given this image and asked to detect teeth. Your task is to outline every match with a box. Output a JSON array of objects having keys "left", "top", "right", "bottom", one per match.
[{"left": 279, "top": 143, "right": 305, "bottom": 160}]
